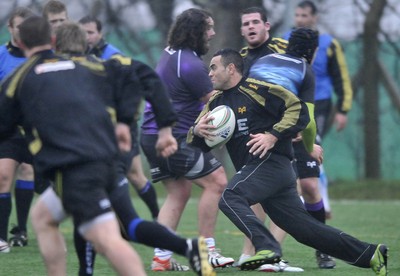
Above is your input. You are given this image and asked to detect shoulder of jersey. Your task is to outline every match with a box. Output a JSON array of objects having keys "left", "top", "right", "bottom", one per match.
[
  {"left": 110, "top": 54, "right": 133, "bottom": 66},
  {"left": 209, "top": 90, "right": 224, "bottom": 101},
  {"left": 240, "top": 37, "right": 288, "bottom": 57},
  {"left": 269, "top": 37, "right": 288, "bottom": 53},
  {"left": 239, "top": 47, "right": 249, "bottom": 58}
]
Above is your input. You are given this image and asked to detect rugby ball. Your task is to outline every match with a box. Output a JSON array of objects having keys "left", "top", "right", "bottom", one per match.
[{"left": 205, "top": 105, "right": 236, "bottom": 148}]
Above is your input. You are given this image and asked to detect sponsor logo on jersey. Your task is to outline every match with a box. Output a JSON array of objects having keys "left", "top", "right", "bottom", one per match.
[
  {"left": 306, "top": 161, "right": 317, "bottom": 168},
  {"left": 238, "top": 106, "right": 246, "bottom": 114}
]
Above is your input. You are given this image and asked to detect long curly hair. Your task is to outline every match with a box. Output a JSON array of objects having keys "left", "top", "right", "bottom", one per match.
[{"left": 167, "top": 8, "right": 212, "bottom": 56}]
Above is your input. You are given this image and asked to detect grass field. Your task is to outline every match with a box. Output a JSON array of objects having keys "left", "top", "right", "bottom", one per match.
[{"left": 1, "top": 185, "right": 399, "bottom": 275}]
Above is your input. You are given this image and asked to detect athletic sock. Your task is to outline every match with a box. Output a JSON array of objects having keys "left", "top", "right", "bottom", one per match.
[
  {"left": 318, "top": 165, "right": 331, "bottom": 213},
  {"left": 204, "top": 237, "right": 216, "bottom": 251},
  {"left": 73, "top": 227, "right": 96, "bottom": 276},
  {"left": 0, "top": 193, "right": 12, "bottom": 240},
  {"left": 305, "top": 199, "right": 326, "bottom": 224},
  {"left": 154, "top": 248, "right": 174, "bottom": 260},
  {"left": 129, "top": 219, "right": 187, "bottom": 257},
  {"left": 137, "top": 181, "right": 159, "bottom": 219},
  {"left": 15, "top": 180, "right": 34, "bottom": 232},
  {"left": 109, "top": 177, "right": 138, "bottom": 233}
]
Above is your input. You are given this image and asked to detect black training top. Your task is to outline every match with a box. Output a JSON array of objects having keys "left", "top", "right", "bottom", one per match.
[{"left": 188, "top": 78, "right": 310, "bottom": 171}]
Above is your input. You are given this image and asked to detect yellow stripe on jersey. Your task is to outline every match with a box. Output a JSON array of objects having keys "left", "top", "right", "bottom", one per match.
[
  {"left": 111, "top": 55, "right": 132, "bottom": 66},
  {"left": 331, "top": 39, "right": 352, "bottom": 112},
  {"left": 268, "top": 37, "right": 288, "bottom": 54},
  {"left": 239, "top": 84, "right": 266, "bottom": 106},
  {"left": 246, "top": 77, "right": 313, "bottom": 149},
  {"left": 302, "top": 102, "right": 316, "bottom": 153},
  {"left": 106, "top": 106, "right": 117, "bottom": 124},
  {"left": 241, "top": 80, "right": 304, "bottom": 134},
  {"left": 267, "top": 84, "right": 304, "bottom": 134},
  {"left": 54, "top": 170, "right": 63, "bottom": 199},
  {"left": 77, "top": 59, "right": 106, "bottom": 75},
  {"left": 239, "top": 37, "right": 288, "bottom": 58},
  {"left": 5, "top": 56, "right": 39, "bottom": 98},
  {"left": 29, "top": 128, "right": 42, "bottom": 155}
]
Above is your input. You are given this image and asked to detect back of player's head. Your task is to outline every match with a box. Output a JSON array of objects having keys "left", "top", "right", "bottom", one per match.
[
  {"left": 286, "top": 27, "right": 319, "bottom": 64},
  {"left": 79, "top": 15, "right": 102, "bottom": 32},
  {"left": 167, "top": 8, "right": 212, "bottom": 55},
  {"left": 42, "top": 0, "right": 67, "bottom": 19},
  {"left": 298, "top": 1, "right": 318, "bottom": 15},
  {"left": 213, "top": 48, "right": 244, "bottom": 75},
  {"left": 55, "top": 22, "right": 87, "bottom": 54},
  {"left": 18, "top": 15, "right": 52, "bottom": 49},
  {"left": 240, "top": 7, "right": 268, "bottom": 22},
  {"left": 8, "top": 7, "right": 35, "bottom": 27}
]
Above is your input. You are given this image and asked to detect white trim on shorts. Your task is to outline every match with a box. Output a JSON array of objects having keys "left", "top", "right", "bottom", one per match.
[
  {"left": 78, "top": 212, "right": 116, "bottom": 236},
  {"left": 41, "top": 187, "right": 67, "bottom": 223}
]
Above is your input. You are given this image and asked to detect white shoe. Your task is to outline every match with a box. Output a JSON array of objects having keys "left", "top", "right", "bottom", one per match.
[
  {"left": 151, "top": 256, "right": 190, "bottom": 271},
  {"left": 0, "top": 239, "right": 10, "bottom": 253},
  {"left": 208, "top": 248, "right": 235, "bottom": 268},
  {"left": 258, "top": 260, "right": 304, "bottom": 272}
]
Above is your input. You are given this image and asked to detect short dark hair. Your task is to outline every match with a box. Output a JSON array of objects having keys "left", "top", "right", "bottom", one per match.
[
  {"left": 42, "top": 0, "right": 67, "bottom": 19},
  {"left": 240, "top": 7, "right": 268, "bottom": 22},
  {"left": 168, "top": 8, "right": 212, "bottom": 56},
  {"left": 213, "top": 48, "right": 244, "bottom": 75},
  {"left": 8, "top": 7, "right": 35, "bottom": 27},
  {"left": 79, "top": 15, "right": 102, "bottom": 32},
  {"left": 286, "top": 27, "right": 319, "bottom": 64},
  {"left": 298, "top": 1, "right": 318, "bottom": 15},
  {"left": 18, "top": 15, "right": 52, "bottom": 49}
]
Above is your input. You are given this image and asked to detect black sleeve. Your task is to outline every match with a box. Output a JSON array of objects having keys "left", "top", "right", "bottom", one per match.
[
  {"left": 186, "top": 98, "right": 216, "bottom": 152},
  {"left": 260, "top": 85, "right": 310, "bottom": 140},
  {"left": 133, "top": 60, "right": 178, "bottom": 129},
  {"left": 0, "top": 79, "right": 21, "bottom": 141},
  {"left": 298, "top": 64, "right": 315, "bottom": 104},
  {"left": 327, "top": 39, "right": 353, "bottom": 113}
]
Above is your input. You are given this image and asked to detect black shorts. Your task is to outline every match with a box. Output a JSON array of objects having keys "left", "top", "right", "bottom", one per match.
[
  {"left": 117, "top": 123, "right": 141, "bottom": 177},
  {"left": 48, "top": 160, "right": 117, "bottom": 226},
  {"left": 140, "top": 134, "right": 222, "bottom": 182},
  {"left": 293, "top": 141, "right": 320, "bottom": 179},
  {"left": 315, "top": 99, "right": 333, "bottom": 138},
  {"left": 130, "top": 122, "right": 140, "bottom": 157},
  {"left": 0, "top": 131, "right": 33, "bottom": 164}
]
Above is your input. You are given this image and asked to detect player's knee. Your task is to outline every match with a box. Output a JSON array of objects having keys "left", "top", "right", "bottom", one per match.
[
  {"left": 0, "top": 171, "right": 14, "bottom": 191},
  {"left": 31, "top": 202, "right": 54, "bottom": 232},
  {"left": 300, "top": 179, "right": 319, "bottom": 197},
  {"left": 90, "top": 240, "right": 107, "bottom": 256},
  {"left": 127, "top": 172, "right": 147, "bottom": 189},
  {"left": 218, "top": 189, "right": 231, "bottom": 212},
  {"left": 210, "top": 168, "right": 228, "bottom": 193},
  {"left": 17, "top": 163, "right": 34, "bottom": 180}
]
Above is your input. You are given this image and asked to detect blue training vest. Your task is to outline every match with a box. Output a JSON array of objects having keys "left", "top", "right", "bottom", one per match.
[{"left": 283, "top": 31, "right": 334, "bottom": 101}]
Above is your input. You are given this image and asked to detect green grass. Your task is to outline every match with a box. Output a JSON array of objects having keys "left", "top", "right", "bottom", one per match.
[
  {"left": 329, "top": 179, "right": 400, "bottom": 200},
  {"left": 2, "top": 186, "right": 399, "bottom": 275}
]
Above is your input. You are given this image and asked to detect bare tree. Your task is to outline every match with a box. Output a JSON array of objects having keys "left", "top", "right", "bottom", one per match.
[
  {"left": 363, "top": 0, "right": 387, "bottom": 178},
  {"left": 195, "top": 0, "right": 264, "bottom": 63},
  {"left": 147, "top": 0, "right": 174, "bottom": 45}
]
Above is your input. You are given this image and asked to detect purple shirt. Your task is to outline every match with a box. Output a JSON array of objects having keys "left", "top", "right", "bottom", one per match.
[{"left": 141, "top": 47, "right": 212, "bottom": 134}]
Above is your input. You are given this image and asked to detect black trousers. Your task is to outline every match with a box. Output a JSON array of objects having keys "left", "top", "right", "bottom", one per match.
[{"left": 219, "top": 152, "right": 376, "bottom": 268}]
